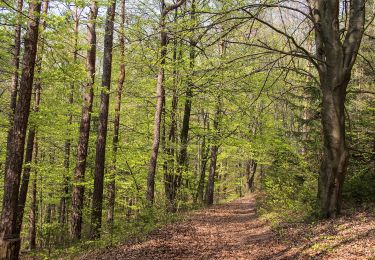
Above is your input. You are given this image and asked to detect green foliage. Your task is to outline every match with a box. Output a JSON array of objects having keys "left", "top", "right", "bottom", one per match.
[{"left": 258, "top": 141, "right": 317, "bottom": 225}]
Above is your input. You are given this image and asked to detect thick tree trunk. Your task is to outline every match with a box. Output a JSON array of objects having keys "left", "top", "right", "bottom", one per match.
[
  {"left": 108, "top": 0, "right": 126, "bottom": 227},
  {"left": 71, "top": 0, "right": 98, "bottom": 240},
  {"left": 318, "top": 79, "right": 349, "bottom": 217},
  {"left": 0, "top": 1, "right": 42, "bottom": 258},
  {"left": 6, "top": 0, "right": 23, "bottom": 150},
  {"left": 309, "top": 0, "right": 365, "bottom": 218},
  {"left": 15, "top": 0, "right": 48, "bottom": 238},
  {"left": 90, "top": 0, "right": 116, "bottom": 239}
]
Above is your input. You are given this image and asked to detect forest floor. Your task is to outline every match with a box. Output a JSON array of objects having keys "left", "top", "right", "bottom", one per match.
[{"left": 79, "top": 196, "right": 375, "bottom": 260}]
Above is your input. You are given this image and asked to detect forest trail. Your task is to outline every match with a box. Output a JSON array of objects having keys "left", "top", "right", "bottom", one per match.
[{"left": 80, "top": 196, "right": 375, "bottom": 260}]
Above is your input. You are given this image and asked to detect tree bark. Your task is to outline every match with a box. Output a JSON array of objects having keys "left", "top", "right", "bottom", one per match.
[
  {"left": 205, "top": 98, "right": 222, "bottom": 206},
  {"left": 167, "top": 0, "right": 196, "bottom": 211},
  {"left": 196, "top": 111, "right": 209, "bottom": 203},
  {"left": 146, "top": 0, "right": 173, "bottom": 205},
  {"left": 205, "top": 147, "right": 218, "bottom": 206},
  {"left": 6, "top": 0, "right": 23, "bottom": 165},
  {"left": 15, "top": 0, "right": 48, "bottom": 239},
  {"left": 146, "top": 0, "right": 186, "bottom": 205},
  {"left": 71, "top": 0, "right": 98, "bottom": 240},
  {"left": 309, "top": 0, "right": 365, "bottom": 217},
  {"left": 0, "top": 0, "right": 42, "bottom": 258},
  {"left": 107, "top": 0, "right": 126, "bottom": 228},
  {"left": 90, "top": 0, "right": 117, "bottom": 239}
]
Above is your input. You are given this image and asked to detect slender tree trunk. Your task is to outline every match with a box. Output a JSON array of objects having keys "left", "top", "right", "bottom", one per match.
[
  {"left": 163, "top": 7, "right": 179, "bottom": 213},
  {"left": 205, "top": 107, "right": 219, "bottom": 206},
  {"left": 205, "top": 40, "right": 225, "bottom": 206},
  {"left": 196, "top": 111, "right": 209, "bottom": 203},
  {"left": 16, "top": 130, "right": 35, "bottom": 234},
  {"left": 28, "top": 139, "right": 38, "bottom": 250},
  {"left": 60, "top": 7, "right": 79, "bottom": 226},
  {"left": 90, "top": 0, "right": 116, "bottom": 239},
  {"left": 205, "top": 100, "right": 221, "bottom": 206},
  {"left": 205, "top": 142, "right": 218, "bottom": 206},
  {"left": 146, "top": 0, "right": 186, "bottom": 205},
  {"left": 146, "top": 1, "right": 168, "bottom": 205},
  {"left": 107, "top": 0, "right": 126, "bottom": 228},
  {"left": 246, "top": 160, "right": 257, "bottom": 192},
  {"left": 71, "top": 0, "right": 98, "bottom": 240},
  {"left": 0, "top": 1, "right": 42, "bottom": 258},
  {"left": 167, "top": 0, "right": 196, "bottom": 210}
]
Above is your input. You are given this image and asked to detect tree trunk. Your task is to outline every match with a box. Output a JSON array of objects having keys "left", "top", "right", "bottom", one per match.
[
  {"left": 196, "top": 111, "right": 209, "bottom": 203},
  {"left": 107, "top": 0, "right": 126, "bottom": 228},
  {"left": 6, "top": 0, "right": 23, "bottom": 162},
  {"left": 0, "top": 1, "right": 42, "bottom": 258},
  {"left": 60, "top": 7, "right": 79, "bottom": 226},
  {"left": 146, "top": 1, "right": 168, "bottom": 206},
  {"left": 318, "top": 79, "right": 349, "bottom": 217},
  {"left": 146, "top": 0, "right": 186, "bottom": 205},
  {"left": 29, "top": 140, "right": 38, "bottom": 250},
  {"left": 309, "top": 0, "right": 365, "bottom": 218},
  {"left": 15, "top": 0, "right": 48, "bottom": 238},
  {"left": 205, "top": 144, "right": 218, "bottom": 206},
  {"left": 173, "top": 0, "right": 196, "bottom": 209},
  {"left": 163, "top": 7, "right": 179, "bottom": 213},
  {"left": 71, "top": 0, "right": 98, "bottom": 240},
  {"left": 205, "top": 105, "right": 220, "bottom": 206},
  {"left": 90, "top": 0, "right": 116, "bottom": 239},
  {"left": 246, "top": 160, "right": 257, "bottom": 192}
]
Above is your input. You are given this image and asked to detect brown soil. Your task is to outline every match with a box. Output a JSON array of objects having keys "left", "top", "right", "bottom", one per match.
[{"left": 79, "top": 196, "right": 375, "bottom": 260}]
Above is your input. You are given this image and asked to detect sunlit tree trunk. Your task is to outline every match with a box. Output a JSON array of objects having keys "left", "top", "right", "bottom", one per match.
[{"left": 146, "top": 0, "right": 186, "bottom": 205}]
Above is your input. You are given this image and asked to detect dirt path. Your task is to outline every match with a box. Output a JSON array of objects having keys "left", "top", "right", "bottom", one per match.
[{"left": 80, "top": 196, "right": 375, "bottom": 260}]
